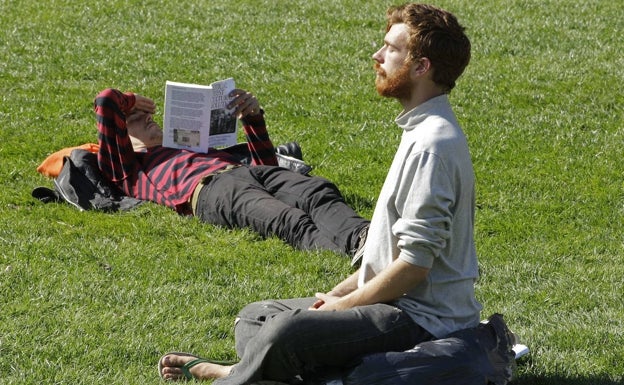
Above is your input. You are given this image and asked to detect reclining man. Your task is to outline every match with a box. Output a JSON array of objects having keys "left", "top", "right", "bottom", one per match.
[
  {"left": 159, "top": 3, "right": 483, "bottom": 384},
  {"left": 94, "top": 87, "right": 369, "bottom": 256}
]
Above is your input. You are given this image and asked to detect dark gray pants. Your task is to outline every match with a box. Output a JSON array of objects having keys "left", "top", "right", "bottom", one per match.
[
  {"left": 213, "top": 297, "right": 432, "bottom": 385},
  {"left": 195, "top": 166, "right": 369, "bottom": 255}
]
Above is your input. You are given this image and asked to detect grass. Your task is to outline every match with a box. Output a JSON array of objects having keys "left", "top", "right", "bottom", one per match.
[{"left": 1, "top": 0, "right": 623, "bottom": 384}]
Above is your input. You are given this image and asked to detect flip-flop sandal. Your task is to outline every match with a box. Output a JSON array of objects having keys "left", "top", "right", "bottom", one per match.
[{"left": 158, "top": 351, "right": 237, "bottom": 381}]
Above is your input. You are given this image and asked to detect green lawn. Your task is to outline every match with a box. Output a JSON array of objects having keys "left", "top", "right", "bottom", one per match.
[{"left": 1, "top": 0, "right": 622, "bottom": 384}]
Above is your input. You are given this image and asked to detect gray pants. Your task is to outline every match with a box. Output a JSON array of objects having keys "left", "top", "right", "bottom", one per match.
[{"left": 213, "top": 297, "right": 432, "bottom": 385}]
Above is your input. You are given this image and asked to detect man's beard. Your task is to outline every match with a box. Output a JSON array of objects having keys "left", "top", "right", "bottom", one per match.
[{"left": 374, "top": 62, "right": 412, "bottom": 100}]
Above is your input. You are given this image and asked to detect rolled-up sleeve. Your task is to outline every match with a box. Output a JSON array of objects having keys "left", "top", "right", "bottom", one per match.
[{"left": 393, "top": 151, "right": 454, "bottom": 268}]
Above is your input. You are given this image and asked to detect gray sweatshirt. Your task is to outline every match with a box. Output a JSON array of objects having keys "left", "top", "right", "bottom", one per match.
[{"left": 358, "top": 94, "right": 482, "bottom": 338}]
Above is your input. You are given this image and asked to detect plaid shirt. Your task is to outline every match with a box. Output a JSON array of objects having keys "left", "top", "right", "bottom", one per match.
[{"left": 94, "top": 88, "right": 277, "bottom": 215}]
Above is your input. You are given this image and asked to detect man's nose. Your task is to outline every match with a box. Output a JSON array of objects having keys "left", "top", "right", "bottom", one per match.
[{"left": 372, "top": 48, "right": 384, "bottom": 62}]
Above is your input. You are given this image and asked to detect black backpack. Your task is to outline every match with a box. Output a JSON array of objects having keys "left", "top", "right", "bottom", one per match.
[{"left": 32, "top": 149, "right": 143, "bottom": 212}]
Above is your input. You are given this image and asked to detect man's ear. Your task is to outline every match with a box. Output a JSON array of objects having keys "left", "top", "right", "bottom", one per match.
[{"left": 410, "top": 57, "right": 432, "bottom": 79}]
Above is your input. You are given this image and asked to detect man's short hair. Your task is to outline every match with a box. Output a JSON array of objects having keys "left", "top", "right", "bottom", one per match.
[{"left": 386, "top": 3, "right": 471, "bottom": 92}]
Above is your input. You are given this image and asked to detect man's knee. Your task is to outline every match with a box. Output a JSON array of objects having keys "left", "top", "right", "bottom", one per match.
[
  {"left": 301, "top": 176, "right": 344, "bottom": 204},
  {"left": 236, "top": 300, "right": 289, "bottom": 325},
  {"left": 254, "top": 310, "right": 305, "bottom": 349}
]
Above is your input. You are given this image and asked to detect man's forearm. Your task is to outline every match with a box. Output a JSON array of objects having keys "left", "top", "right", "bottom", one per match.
[
  {"left": 336, "top": 259, "right": 429, "bottom": 309},
  {"left": 328, "top": 269, "right": 360, "bottom": 297}
]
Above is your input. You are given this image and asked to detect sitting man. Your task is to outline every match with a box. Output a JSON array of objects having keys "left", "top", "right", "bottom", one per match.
[
  {"left": 159, "top": 3, "right": 483, "bottom": 384},
  {"left": 94, "top": 87, "right": 369, "bottom": 256}
]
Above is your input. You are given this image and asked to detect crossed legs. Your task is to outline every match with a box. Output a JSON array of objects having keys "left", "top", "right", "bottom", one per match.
[{"left": 160, "top": 298, "right": 431, "bottom": 384}]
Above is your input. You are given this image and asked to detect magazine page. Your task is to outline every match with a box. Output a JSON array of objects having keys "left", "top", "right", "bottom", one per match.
[
  {"left": 162, "top": 78, "right": 237, "bottom": 153},
  {"left": 206, "top": 78, "right": 237, "bottom": 148}
]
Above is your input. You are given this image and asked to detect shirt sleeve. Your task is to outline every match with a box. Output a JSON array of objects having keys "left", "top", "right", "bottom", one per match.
[
  {"left": 392, "top": 151, "right": 454, "bottom": 268},
  {"left": 241, "top": 112, "right": 278, "bottom": 166},
  {"left": 93, "top": 88, "right": 140, "bottom": 194}
]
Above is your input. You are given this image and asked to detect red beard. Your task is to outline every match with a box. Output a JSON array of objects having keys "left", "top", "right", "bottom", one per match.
[{"left": 374, "top": 62, "right": 412, "bottom": 100}]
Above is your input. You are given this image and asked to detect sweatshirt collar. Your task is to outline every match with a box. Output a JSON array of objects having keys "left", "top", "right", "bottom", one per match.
[{"left": 395, "top": 94, "right": 450, "bottom": 132}]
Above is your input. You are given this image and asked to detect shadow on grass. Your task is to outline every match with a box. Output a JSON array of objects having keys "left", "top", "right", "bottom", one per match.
[{"left": 513, "top": 374, "right": 621, "bottom": 385}]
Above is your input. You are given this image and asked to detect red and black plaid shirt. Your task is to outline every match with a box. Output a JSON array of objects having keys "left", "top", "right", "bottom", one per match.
[{"left": 94, "top": 88, "right": 277, "bottom": 215}]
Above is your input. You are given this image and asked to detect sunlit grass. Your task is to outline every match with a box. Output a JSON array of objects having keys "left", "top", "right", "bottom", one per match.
[{"left": 0, "top": 0, "right": 622, "bottom": 384}]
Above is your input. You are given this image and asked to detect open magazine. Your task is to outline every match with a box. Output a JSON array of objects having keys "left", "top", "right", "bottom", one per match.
[{"left": 162, "top": 78, "right": 237, "bottom": 153}]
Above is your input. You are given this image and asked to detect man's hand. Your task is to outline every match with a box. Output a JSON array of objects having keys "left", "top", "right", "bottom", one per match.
[
  {"left": 309, "top": 292, "right": 343, "bottom": 311},
  {"left": 227, "top": 89, "right": 261, "bottom": 119},
  {"left": 311, "top": 260, "right": 430, "bottom": 312},
  {"left": 132, "top": 95, "right": 156, "bottom": 115},
  {"left": 309, "top": 270, "right": 360, "bottom": 311}
]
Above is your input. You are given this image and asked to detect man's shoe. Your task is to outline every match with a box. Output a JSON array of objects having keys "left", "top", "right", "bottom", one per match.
[
  {"left": 275, "top": 141, "right": 312, "bottom": 175},
  {"left": 351, "top": 225, "right": 369, "bottom": 266},
  {"left": 276, "top": 141, "right": 303, "bottom": 160}
]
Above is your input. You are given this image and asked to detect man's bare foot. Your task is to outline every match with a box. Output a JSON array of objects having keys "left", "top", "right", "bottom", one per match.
[{"left": 158, "top": 352, "right": 233, "bottom": 381}]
